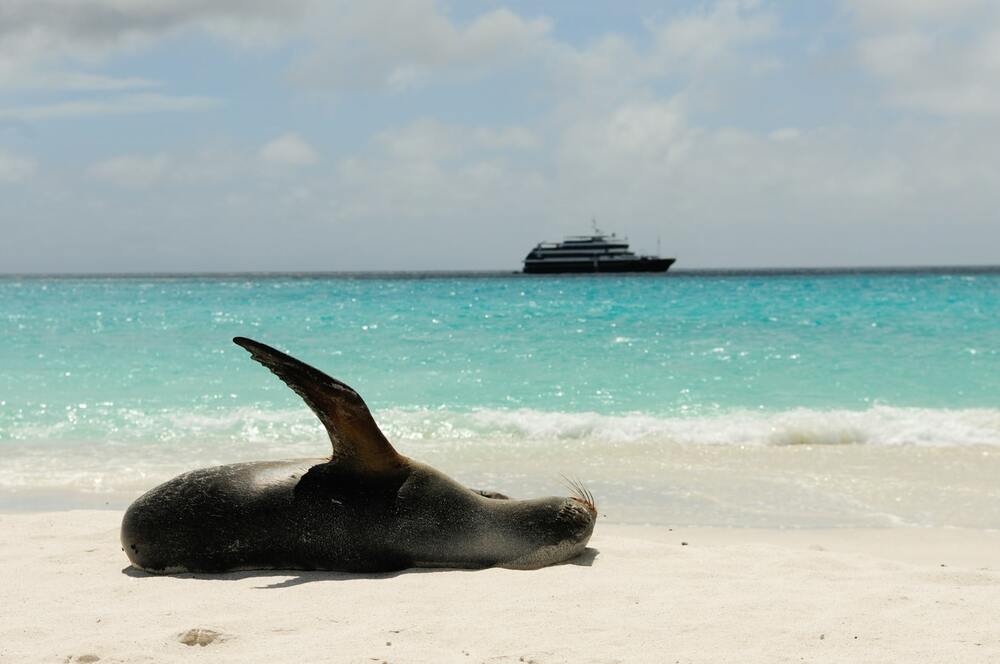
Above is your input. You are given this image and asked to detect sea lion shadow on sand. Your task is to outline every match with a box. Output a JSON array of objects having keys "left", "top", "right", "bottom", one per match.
[
  {"left": 120, "top": 337, "right": 598, "bottom": 575},
  {"left": 120, "top": 546, "right": 599, "bottom": 587},
  {"left": 564, "top": 546, "right": 599, "bottom": 567},
  {"left": 119, "top": 564, "right": 444, "bottom": 588}
]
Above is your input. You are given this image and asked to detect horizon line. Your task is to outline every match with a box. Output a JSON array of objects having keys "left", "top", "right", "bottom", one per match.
[{"left": 2, "top": 264, "right": 999, "bottom": 279}]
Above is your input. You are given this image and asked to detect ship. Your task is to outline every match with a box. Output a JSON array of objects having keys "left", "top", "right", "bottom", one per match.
[{"left": 522, "top": 225, "right": 675, "bottom": 274}]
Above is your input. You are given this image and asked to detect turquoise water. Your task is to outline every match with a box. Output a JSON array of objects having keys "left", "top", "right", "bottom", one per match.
[{"left": 2, "top": 271, "right": 999, "bottom": 525}]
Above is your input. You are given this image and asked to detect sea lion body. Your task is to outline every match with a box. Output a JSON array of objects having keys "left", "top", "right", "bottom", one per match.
[
  {"left": 121, "top": 338, "right": 596, "bottom": 574},
  {"left": 122, "top": 457, "right": 594, "bottom": 573}
]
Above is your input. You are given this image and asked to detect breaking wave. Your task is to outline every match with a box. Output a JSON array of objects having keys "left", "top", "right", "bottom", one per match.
[
  {"left": 4, "top": 404, "right": 1000, "bottom": 450},
  {"left": 1, "top": 403, "right": 998, "bottom": 497},
  {"left": 3, "top": 404, "right": 999, "bottom": 527},
  {"left": 383, "top": 405, "right": 1000, "bottom": 448}
]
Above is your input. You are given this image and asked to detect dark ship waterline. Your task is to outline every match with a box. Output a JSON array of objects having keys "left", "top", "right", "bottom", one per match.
[{"left": 523, "top": 230, "right": 675, "bottom": 274}]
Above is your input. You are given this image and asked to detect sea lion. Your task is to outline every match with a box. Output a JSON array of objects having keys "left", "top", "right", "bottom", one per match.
[{"left": 120, "top": 337, "right": 596, "bottom": 574}]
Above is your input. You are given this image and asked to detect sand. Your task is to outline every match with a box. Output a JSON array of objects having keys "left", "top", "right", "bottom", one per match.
[{"left": 1, "top": 512, "right": 998, "bottom": 663}]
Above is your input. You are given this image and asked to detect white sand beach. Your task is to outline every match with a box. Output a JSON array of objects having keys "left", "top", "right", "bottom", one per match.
[{"left": 1, "top": 511, "right": 997, "bottom": 663}]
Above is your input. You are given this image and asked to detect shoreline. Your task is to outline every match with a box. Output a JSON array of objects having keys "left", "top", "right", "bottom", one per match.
[
  {"left": 2, "top": 511, "right": 997, "bottom": 663},
  {"left": 5, "top": 436, "right": 1000, "bottom": 529}
]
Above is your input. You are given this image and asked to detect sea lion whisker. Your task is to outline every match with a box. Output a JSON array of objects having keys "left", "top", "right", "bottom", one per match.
[
  {"left": 559, "top": 474, "right": 596, "bottom": 512},
  {"left": 579, "top": 481, "right": 596, "bottom": 512},
  {"left": 559, "top": 473, "right": 583, "bottom": 500}
]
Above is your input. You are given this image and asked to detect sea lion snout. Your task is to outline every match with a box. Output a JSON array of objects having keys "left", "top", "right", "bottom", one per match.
[
  {"left": 558, "top": 497, "right": 597, "bottom": 542},
  {"left": 570, "top": 496, "right": 597, "bottom": 518},
  {"left": 524, "top": 496, "right": 596, "bottom": 546},
  {"left": 565, "top": 497, "right": 596, "bottom": 521},
  {"left": 495, "top": 496, "right": 596, "bottom": 569}
]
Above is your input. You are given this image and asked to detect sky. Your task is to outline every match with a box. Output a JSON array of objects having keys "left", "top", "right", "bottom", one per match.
[{"left": 1, "top": 0, "right": 999, "bottom": 272}]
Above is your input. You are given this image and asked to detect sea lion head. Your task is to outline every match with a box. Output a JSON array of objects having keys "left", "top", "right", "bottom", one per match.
[
  {"left": 234, "top": 337, "right": 597, "bottom": 570},
  {"left": 391, "top": 461, "right": 597, "bottom": 569}
]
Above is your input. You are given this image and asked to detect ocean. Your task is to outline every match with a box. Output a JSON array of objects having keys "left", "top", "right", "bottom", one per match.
[{"left": 2, "top": 270, "right": 999, "bottom": 527}]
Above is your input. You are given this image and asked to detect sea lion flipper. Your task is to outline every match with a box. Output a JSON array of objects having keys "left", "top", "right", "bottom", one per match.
[
  {"left": 472, "top": 489, "right": 510, "bottom": 500},
  {"left": 233, "top": 337, "right": 402, "bottom": 472}
]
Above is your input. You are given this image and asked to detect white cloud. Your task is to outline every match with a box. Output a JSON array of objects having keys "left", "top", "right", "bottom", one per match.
[
  {"left": 372, "top": 120, "right": 539, "bottom": 162},
  {"left": 846, "top": 0, "right": 990, "bottom": 26},
  {"left": 0, "top": 149, "right": 36, "bottom": 183},
  {"left": 0, "top": 0, "right": 311, "bottom": 62},
  {"left": 546, "top": 1, "right": 778, "bottom": 122},
  {"left": 0, "top": 0, "right": 313, "bottom": 98},
  {"left": 769, "top": 128, "right": 801, "bottom": 141},
  {"left": 0, "top": 70, "right": 158, "bottom": 92},
  {"left": 332, "top": 119, "right": 546, "bottom": 241},
  {"left": 1, "top": 0, "right": 774, "bottom": 104},
  {"left": 0, "top": 0, "right": 556, "bottom": 115},
  {"left": 4, "top": 1, "right": 1000, "bottom": 272},
  {"left": 14, "top": 101, "right": 1000, "bottom": 271},
  {"left": 88, "top": 153, "right": 171, "bottom": 188},
  {"left": 0, "top": 93, "right": 220, "bottom": 120},
  {"left": 258, "top": 133, "right": 319, "bottom": 168},
  {"left": 289, "top": 1, "right": 552, "bottom": 91},
  {"left": 86, "top": 145, "right": 254, "bottom": 189},
  {"left": 375, "top": 120, "right": 460, "bottom": 161},
  {"left": 317, "top": 99, "right": 1000, "bottom": 269},
  {"left": 556, "top": 101, "right": 695, "bottom": 186},
  {"left": 847, "top": 0, "right": 1000, "bottom": 116},
  {"left": 605, "top": 102, "right": 687, "bottom": 155},
  {"left": 541, "top": 100, "right": 1000, "bottom": 265},
  {"left": 855, "top": 30, "right": 931, "bottom": 80},
  {"left": 472, "top": 126, "right": 539, "bottom": 151},
  {"left": 648, "top": 0, "right": 777, "bottom": 70}
]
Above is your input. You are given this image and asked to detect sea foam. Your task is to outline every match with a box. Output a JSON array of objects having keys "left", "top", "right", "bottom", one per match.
[
  {"left": 383, "top": 405, "right": 1000, "bottom": 448},
  {"left": 6, "top": 404, "right": 1000, "bottom": 450},
  {"left": 1, "top": 404, "right": 998, "bottom": 499}
]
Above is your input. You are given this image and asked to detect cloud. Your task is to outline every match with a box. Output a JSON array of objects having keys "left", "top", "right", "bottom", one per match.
[
  {"left": 0, "top": 0, "right": 556, "bottom": 113},
  {"left": 87, "top": 146, "right": 248, "bottom": 188},
  {"left": 605, "top": 102, "right": 688, "bottom": 155},
  {"left": 0, "top": 93, "right": 220, "bottom": 120},
  {"left": 289, "top": 1, "right": 552, "bottom": 91},
  {"left": 343, "top": 93, "right": 1000, "bottom": 267},
  {"left": 0, "top": 149, "right": 36, "bottom": 182},
  {"left": 258, "top": 133, "right": 319, "bottom": 167},
  {"left": 647, "top": 0, "right": 777, "bottom": 70},
  {"left": 88, "top": 153, "right": 171, "bottom": 188},
  {"left": 769, "top": 128, "right": 801, "bottom": 141},
  {"left": 13, "top": 98, "right": 1000, "bottom": 271},
  {"left": 4, "top": 1, "right": 1000, "bottom": 272},
  {"left": 371, "top": 120, "right": 539, "bottom": 162},
  {"left": 374, "top": 120, "right": 461, "bottom": 161},
  {"left": 537, "top": 97, "right": 1000, "bottom": 266},
  {"left": 846, "top": 0, "right": 1000, "bottom": 116},
  {"left": 472, "top": 126, "right": 539, "bottom": 151},
  {"left": 0, "top": 0, "right": 311, "bottom": 60},
  {"left": 332, "top": 118, "right": 546, "bottom": 241},
  {"left": 846, "top": 0, "right": 990, "bottom": 25},
  {"left": 547, "top": 0, "right": 778, "bottom": 118},
  {"left": 1, "top": 0, "right": 774, "bottom": 103},
  {"left": 0, "top": 71, "right": 158, "bottom": 92},
  {"left": 0, "top": 0, "right": 313, "bottom": 98},
  {"left": 554, "top": 100, "right": 696, "bottom": 197}
]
